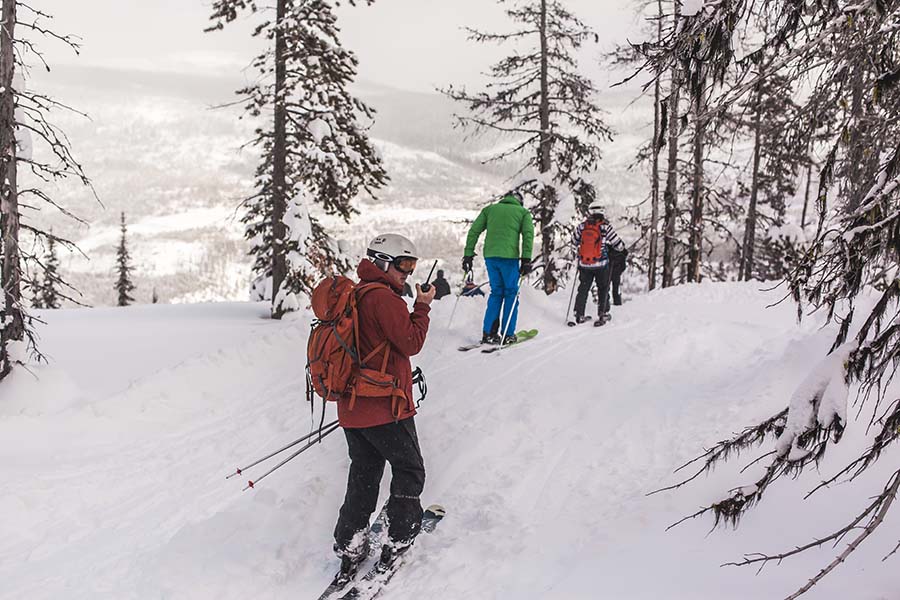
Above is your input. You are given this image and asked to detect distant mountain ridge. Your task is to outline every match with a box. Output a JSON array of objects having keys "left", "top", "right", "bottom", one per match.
[{"left": 27, "top": 64, "right": 647, "bottom": 306}]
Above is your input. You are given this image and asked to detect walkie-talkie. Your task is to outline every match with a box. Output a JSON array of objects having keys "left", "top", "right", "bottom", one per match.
[{"left": 420, "top": 260, "right": 438, "bottom": 293}]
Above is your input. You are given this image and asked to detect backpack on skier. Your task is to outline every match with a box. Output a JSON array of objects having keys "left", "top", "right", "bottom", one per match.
[
  {"left": 578, "top": 220, "right": 605, "bottom": 266},
  {"left": 306, "top": 276, "right": 410, "bottom": 414}
]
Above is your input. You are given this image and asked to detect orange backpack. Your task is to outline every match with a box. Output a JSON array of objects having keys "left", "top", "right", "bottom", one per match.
[
  {"left": 306, "top": 276, "right": 411, "bottom": 417},
  {"left": 578, "top": 220, "right": 605, "bottom": 265}
]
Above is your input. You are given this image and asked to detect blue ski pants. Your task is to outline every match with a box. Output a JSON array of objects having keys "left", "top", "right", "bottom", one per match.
[{"left": 483, "top": 257, "right": 520, "bottom": 336}]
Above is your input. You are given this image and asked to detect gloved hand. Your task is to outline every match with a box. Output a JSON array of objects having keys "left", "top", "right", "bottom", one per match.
[
  {"left": 462, "top": 256, "right": 474, "bottom": 273},
  {"left": 519, "top": 258, "right": 532, "bottom": 276}
]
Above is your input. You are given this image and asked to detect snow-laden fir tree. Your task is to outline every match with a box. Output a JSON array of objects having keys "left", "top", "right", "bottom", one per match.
[
  {"left": 608, "top": 0, "right": 669, "bottom": 289},
  {"left": 0, "top": 1, "right": 93, "bottom": 380},
  {"left": 36, "top": 235, "right": 61, "bottom": 309},
  {"left": 721, "top": 48, "right": 808, "bottom": 281},
  {"left": 29, "top": 272, "right": 43, "bottom": 309},
  {"left": 637, "top": 1, "right": 900, "bottom": 596},
  {"left": 207, "top": 0, "right": 387, "bottom": 317},
  {"left": 115, "top": 212, "right": 135, "bottom": 307},
  {"left": 441, "top": 0, "right": 613, "bottom": 294}
]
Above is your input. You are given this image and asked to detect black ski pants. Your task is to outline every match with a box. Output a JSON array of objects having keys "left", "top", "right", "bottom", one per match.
[
  {"left": 574, "top": 264, "right": 611, "bottom": 318},
  {"left": 334, "top": 417, "right": 425, "bottom": 552},
  {"left": 610, "top": 254, "right": 626, "bottom": 307}
]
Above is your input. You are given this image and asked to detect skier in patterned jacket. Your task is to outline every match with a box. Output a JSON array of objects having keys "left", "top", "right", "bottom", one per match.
[{"left": 572, "top": 202, "right": 625, "bottom": 326}]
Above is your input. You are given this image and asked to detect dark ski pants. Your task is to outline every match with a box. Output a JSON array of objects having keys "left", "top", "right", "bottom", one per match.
[
  {"left": 574, "top": 264, "right": 611, "bottom": 318},
  {"left": 610, "top": 257, "right": 626, "bottom": 307},
  {"left": 334, "top": 417, "right": 425, "bottom": 553}
]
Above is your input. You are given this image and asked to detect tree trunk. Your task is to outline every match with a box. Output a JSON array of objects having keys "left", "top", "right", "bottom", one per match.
[
  {"left": 661, "top": 0, "right": 680, "bottom": 288},
  {"left": 801, "top": 162, "right": 812, "bottom": 230},
  {"left": 0, "top": 0, "right": 22, "bottom": 363},
  {"left": 687, "top": 81, "right": 705, "bottom": 283},
  {"left": 648, "top": 0, "right": 663, "bottom": 291},
  {"left": 538, "top": 0, "right": 555, "bottom": 294},
  {"left": 661, "top": 91, "right": 680, "bottom": 286},
  {"left": 271, "top": 0, "right": 289, "bottom": 319},
  {"left": 741, "top": 92, "right": 763, "bottom": 282}
]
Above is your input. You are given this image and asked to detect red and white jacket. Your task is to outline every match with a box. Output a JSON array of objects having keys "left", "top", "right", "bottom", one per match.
[{"left": 572, "top": 219, "right": 625, "bottom": 269}]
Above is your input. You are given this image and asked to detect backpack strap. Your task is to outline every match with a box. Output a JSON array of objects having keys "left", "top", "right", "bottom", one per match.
[
  {"left": 347, "top": 282, "right": 407, "bottom": 414},
  {"left": 351, "top": 282, "right": 390, "bottom": 362}
]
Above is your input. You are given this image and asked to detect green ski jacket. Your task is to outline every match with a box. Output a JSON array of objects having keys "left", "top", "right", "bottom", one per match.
[{"left": 464, "top": 195, "right": 535, "bottom": 260}]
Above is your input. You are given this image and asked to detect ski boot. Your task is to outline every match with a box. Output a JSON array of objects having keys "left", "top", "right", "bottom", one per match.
[
  {"left": 332, "top": 533, "right": 371, "bottom": 578},
  {"left": 374, "top": 541, "right": 411, "bottom": 574},
  {"left": 501, "top": 333, "right": 518, "bottom": 345},
  {"left": 594, "top": 312, "right": 611, "bottom": 327},
  {"left": 481, "top": 332, "right": 501, "bottom": 345}
]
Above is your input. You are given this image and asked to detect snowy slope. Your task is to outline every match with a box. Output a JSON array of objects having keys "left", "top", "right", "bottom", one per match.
[
  {"left": 3, "top": 283, "right": 899, "bottom": 600},
  {"left": 29, "top": 65, "right": 647, "bottom": 307}
]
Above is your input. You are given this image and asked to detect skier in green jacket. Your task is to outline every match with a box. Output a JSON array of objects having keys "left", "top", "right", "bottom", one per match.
[{"left": 462, "top": 190, "right": 535, "bottom": 345}]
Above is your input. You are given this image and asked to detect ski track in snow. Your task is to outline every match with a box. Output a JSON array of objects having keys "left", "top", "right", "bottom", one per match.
[{"left": 2, "top": 283, "right": 899, "bottom": 599}]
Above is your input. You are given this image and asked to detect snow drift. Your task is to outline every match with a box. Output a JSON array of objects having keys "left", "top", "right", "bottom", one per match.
[{"left": 2, "top": 282, "right": 898, "bottom": 599}]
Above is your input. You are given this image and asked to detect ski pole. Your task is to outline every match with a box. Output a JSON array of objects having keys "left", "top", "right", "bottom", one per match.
[
  {"left": 564, "top": 267, "right": 577, "bottom": 325},
  {"left": 242, "top": 420, "right": 342, "bottom": 491},
  {"left": 447, "top": 292, "right": 463, "bottom": 331},
  {"left": 498, "top": 283, "right": 522, "bottom": 349},
  {"left": 226, "top": 418, "right": 339, "bottom": 480}
]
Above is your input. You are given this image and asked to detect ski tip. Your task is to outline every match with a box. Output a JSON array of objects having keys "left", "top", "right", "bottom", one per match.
[{"left": 424, "top": 504, "right": 446, "bottom": 517}]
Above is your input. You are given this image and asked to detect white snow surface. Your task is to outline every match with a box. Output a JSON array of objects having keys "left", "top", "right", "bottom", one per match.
[
  {"left": 3, "top": 283, "right": 899, "bottom": 599},
  {"left": 681, "top": 0, "right": 705, "bottom": 17}
]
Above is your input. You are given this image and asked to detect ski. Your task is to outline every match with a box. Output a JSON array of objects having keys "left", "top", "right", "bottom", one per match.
[
  {"left": 566, "top": 315, "right": 593, "bottom": 327},
  {"left": 338, "top": 505, "right": 446, "bottom": 600},
  {"left": 317, "top": 506, "right": 390, "bottom": 600},
  {"left": 457, "top": 342, "right": 487, "bottom": 352},
  {"left": 481, "top": 329, "right": 538, "bottom": 353}
]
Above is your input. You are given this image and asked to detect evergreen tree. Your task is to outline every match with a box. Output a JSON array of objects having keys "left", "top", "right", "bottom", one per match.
[
  {"left": 208, "top": 0, "right": 387, "bottom": 317},
  {"left": 724, "top": 61, "right": 807, "bottom": 281},
  {"left": 0, "top": 2, "right": 92, "bottom": 380},
  {"left": 38, "top": 236, "right": 61, "bottom": 309},
  {"left": 115, "top": 212, "right": 135, "bottom": 307},
  {"left": 609, "top": 0, "right": 670, "bottom": 289},
  {"left": 637, "top": 1, "right": 900, "bottom": 595},
  {"left": 442, "top": 0, "right": 613, "bottom": 293}
]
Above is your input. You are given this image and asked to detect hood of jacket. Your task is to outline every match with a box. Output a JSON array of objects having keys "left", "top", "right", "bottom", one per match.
[{"left": 357, "top": 258, "right": 403, "bottom": 294}]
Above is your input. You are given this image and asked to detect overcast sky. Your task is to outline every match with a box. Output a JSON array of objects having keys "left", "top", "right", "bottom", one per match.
[{"left": 36, "top": 0, "right": 644, "bottom": 93}]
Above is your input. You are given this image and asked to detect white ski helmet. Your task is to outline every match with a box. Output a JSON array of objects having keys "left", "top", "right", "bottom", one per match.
[
  {"left": 587, "top": 201, "right": 605, "bottom": 216},
  {"left": 366, "top": 233, "right": 419, "bottom": 270}
]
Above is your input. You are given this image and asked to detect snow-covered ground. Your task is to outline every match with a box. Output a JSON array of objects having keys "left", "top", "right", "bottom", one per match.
[{"left": 3, "top": 282, "right": 898, "bottom": 599}]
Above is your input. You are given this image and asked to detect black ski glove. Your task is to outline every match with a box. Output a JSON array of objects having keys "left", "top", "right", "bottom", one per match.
[
  {"left": 519, "top": 258, "right": 532, "bottom": 276},
  {"left": 462, "top": 256, "right": 474, "bottom": 273}
]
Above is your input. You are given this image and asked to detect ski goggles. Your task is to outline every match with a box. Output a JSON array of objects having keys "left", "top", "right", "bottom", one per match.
[{"left": 392, "top": 257, "right": 417, "bottom": 275}]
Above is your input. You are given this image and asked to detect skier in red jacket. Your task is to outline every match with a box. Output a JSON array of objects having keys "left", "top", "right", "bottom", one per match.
[{"left": 332, "top": 233, "right": 435, "bottom": 578}]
